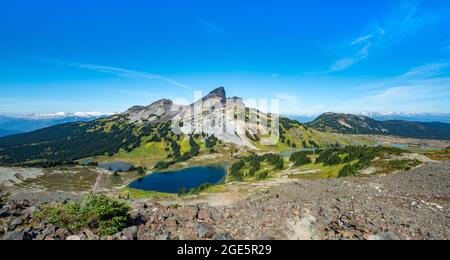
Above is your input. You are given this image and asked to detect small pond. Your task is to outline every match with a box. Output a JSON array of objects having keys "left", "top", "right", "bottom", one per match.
[
  {"left": 128, "top": 166, "right": 227, "bottom": 194},
  {"left": 280, "top": 148, "right": 323, "bottom": 158},
  {"left": 390, "top": 143, "right": 443, "bottom": 151},
  {"left": 98, "top": 161, "right": 134, "bottom": 172},
  {"left": 391, "top": 143, "right": 409, "bottom": 149}
]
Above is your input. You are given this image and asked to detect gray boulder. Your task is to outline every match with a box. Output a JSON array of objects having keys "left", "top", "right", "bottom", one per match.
[
  {"left": 0, "top": 208, "right": 9, "bottom": 217},
  {"left": 2, "top": 231, "right": 32, "bottom": 240},
  {"left": 196, "top": 222, "right": 214, "bottom": 239},
  {"left": 121, "top": 226, "right": 138, "bottom": 240},
  {"left": 378, "top": 231, "right": 400, "bottom": 240}
]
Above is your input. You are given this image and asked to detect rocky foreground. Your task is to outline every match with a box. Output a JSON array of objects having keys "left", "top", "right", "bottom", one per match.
[{"left": 1, "top": 162, "right": 449, "bottom": 240}]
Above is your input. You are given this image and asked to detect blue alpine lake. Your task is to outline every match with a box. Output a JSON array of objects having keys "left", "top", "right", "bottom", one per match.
[
  {"left": 98, "top": 161, "right": 134, "bottom": 172},
  {"left": 128, "top": 166, "right": 227, "bottom": 193}
]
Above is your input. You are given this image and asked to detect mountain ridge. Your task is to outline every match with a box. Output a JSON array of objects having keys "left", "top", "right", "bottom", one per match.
[
  {"left": 0, "top": 87, "right": 344, "bottom": 166},
  {"left": 307, "top": 112, "right": 450, "bottom": 140},
  {"left": 3, "top": 88, "right": 447, "bottom": 167},
  {"left": 289, "top": 112, "right": 450, "bottom": 124},
  {"left": 0, "top": 128, "right": 21, "bottom": 138},
  {"left": 0, "top": 112, "right": 114, "bottom": 133}
]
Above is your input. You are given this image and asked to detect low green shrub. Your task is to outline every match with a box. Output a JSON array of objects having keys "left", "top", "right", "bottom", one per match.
[
  {"left": 290, "top": 152, "right": 312, "bottom": 167},
  {"left": 256, "top": 171, "right": 269, "bottom": 180},
  {"left": 381, "top": 159, "right": 421, "bottom": 172},
  {"left": 35, "top": 195, "right": 130, "bottom": 236},
  {"left": 0, "top": 185, "right": 10, "bottom": 205},
  {"left": 178, "top": 183, "right": 213, "bottom": 196},
  {"left": 338, "top": 164, "right": 358, "bottom": 178},
  {"left": 154, "top": 161, "right": 172, "bottom": 170}
]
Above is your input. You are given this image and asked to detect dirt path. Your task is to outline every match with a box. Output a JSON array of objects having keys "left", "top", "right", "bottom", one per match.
[
  {"left": 2, "top": 161, "right": 448, "bottom": 240},
  {"left": 159, "top": 168, "right": 299, "bottom": 207},
  {"left": 130, "top": 161, "right": 449, "bottom": 240},
  {"left": 93, "top": 172, "right": 106, "bottom": 194}
]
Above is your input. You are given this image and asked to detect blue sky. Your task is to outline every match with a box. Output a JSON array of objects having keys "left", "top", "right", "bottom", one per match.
[{"left": 0, "top": 0, "right": 449, "bottom": 116}]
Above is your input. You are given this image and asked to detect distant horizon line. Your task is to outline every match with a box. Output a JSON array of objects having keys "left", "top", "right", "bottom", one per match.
[{"left": 2, "top": 110, "right": 450, "bottom": 119}]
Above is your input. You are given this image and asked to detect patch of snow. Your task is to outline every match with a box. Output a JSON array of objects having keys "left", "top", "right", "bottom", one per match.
[
  {"left": 0, "top": 167, "right": 44, "bottom": 186},
  {"left": 286, "top": 211, "right": 319, "bottom": 240},
  {"left": 338, "top": 120, "right": 353, "bottom": 129}
]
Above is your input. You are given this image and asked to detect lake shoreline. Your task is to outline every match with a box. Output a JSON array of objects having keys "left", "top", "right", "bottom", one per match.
[{"left": 129, "top": 165, "right": 228, "bottom": 194}]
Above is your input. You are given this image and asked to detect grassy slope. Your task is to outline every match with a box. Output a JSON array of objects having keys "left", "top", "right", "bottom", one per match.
[
  {"left": 119, "top": 187, "right": 176, "bottom": 199},
  {"left": 226, "top": 160, "right": 282, "bottom": 183},
  {"left": 288, "top": 151, "right": 422, "bottom": 180},
  {"left": 89, "top": 136, "right": 168, "bottom": 168},
  {"left": 289, "top": 162, "right": 348, "bottom": 180},
  {"left": 89, "top": 117, "right": 375, "bottom": 174},
  {"left": 423, "top": 148, "right": 450, "bottom": 161}
]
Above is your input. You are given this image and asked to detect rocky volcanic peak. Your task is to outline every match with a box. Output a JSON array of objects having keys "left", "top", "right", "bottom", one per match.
[
  {"left": 203, "top": 87, "right": 226, "bottom": 101},
  {"left": 190, "top": 87, "right": 229, "bottom": 114},
  {"left": 147, "top": 99, "right": 174, "bottom": 113},
  {"left": 125, "top": 99, "right": 183, "bottom": 123},
  {"left": 125, "top": 106, "right": 146, "bottom": 113},
  {"left": 121, "top": 87, "right": 273, "bottom": 148},
  {"left": 124, "top": 88, "right": 227, "bottom": 124},
  {"left": 173, "top": 87, "right": 271, "bottom": 148}
]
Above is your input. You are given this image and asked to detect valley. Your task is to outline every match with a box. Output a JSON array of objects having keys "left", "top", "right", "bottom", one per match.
[
  {"left": 2, "top": 136, "right": 447, "bottom": 205},
  {"left": 0, "top": 87, "right": 449, "bottom": 240},
  {"left": 1, "top": 146, "right": 448, "bottom": 240},
  {"left": 307, "top": 112, "right": 450, "bottom": 140},
  {"left": 2, "top": 0, "right": 450, "bottom": 243}
]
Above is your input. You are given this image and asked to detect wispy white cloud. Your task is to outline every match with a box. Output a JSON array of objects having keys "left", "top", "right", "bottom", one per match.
[
  {"left": 41, "top": 59, "right": 192, "bottom": 90},
  {"left": 294, "top": 61, "right": 450, "bottom": 115},
  {"left": 325, "top": 0, "right": 444, "bottom": 73},
  {"left": 328, "top": 30, "right": 381, "bottom": 73},
  {"left": 403, "top": 61, "right": 450, "bottom": 78},
  {"left": 275, "top": 94, "right": 302, "bottom": 115},
  {"left": 338, "top": 82, "right": 450, "bottom": 113},
  {"left": 196, "top": 18, "right": 229, "bottom": 39},
  {"left": 351, "top": 34, "right": 374, "bottom": 46},
  {"left": 329, "top": 58, "right": 356, "bottom": 72},
  {"left": 329, "top": 42, "right": 373, "bottom": 72},
  {"left": 338, "top": 61, "right": 450, "bottom": 113},
  {"left": 275, "top": 94, "right": 328, "bottom": 116},
  {"left": 356, "top": 61, "right": 450, "bottom": 90}
]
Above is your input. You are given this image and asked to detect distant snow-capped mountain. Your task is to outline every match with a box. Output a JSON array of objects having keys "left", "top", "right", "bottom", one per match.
[
  {"left": 288, "top": 112, "right": 450, "bottom": 124},
  {"left": 0, "top": 112, "right": 116, "bottom": 134},
  {"left": 17, "top": 112, "right": 116, "bottom": 120},
  {"left": 360, "top": 112, "right": 450, "bottom": 123}
]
